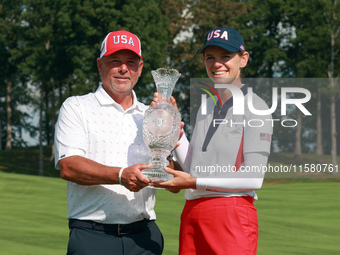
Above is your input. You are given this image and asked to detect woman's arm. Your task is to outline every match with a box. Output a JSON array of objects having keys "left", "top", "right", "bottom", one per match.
[
  {"left": 152, "top": 152, "right": 268, "bottom": 192},
  {"left": 195, "top": 152, "right": 268, "bottom": 192}
]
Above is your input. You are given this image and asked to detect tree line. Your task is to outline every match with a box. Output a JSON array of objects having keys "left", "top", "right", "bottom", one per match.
[{"left": 0, "top": 0, "right": 339, "bottom": 175}]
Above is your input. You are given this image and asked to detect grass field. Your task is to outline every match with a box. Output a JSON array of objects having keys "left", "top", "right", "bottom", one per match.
[{"left": 1, "top": 171, "right": 340, "bottom": 255}]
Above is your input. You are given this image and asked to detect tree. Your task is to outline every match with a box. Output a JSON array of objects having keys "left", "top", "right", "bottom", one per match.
[
  {"left": 324, "top": 0, "right": 340, "bottom": 167},
  {"left": 13, "top": 0, "right": 172, "bottom": 174},
  {"left": 244, "top": 0, "right": 289, "bottom": 78},
  {"left": 244, "top": 0, "right": 296, "bottom": 154},
  {"left": 21, "top": 0, "right": 64, "bottom": 175},
  {"left": 0, "top": 0, "right": 35, "bottom": 151},
  {"left": 284, "top": 0, "right": 325, "bottom": 156},
  {"left": 286, "top": 0, "right": 340, "bottom": 161},
  {"left": 167, "top": 0, "right": 251, "bottom": 136},
  {"left": 0, "top": 1, "right": 19, "bottom": 152}
]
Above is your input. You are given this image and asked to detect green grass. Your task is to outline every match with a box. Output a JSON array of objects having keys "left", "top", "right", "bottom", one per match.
[
  {"left": 1, "top": 148, "right": 340, "bottom": 254},
  {"left": 256, "top": 183, "right": 340, "bottom": 254},
  {"left": 0, "top": 172, "right": 68, "bottom": 255},
  {"left": 1, "top": 171, "right": 339, "bottom": 255},
  {"left": 155, "top": 190, "right": 185, "bottom": 254}
]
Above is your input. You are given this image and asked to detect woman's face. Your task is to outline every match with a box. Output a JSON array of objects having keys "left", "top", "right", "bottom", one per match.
[{"left": 203, "top": 45, "right": 249, "bottom": 84}]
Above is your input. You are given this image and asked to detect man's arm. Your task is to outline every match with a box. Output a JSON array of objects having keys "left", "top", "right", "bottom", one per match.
[{"left": 59, "top": 155, "right": 151, "bottom": 192}]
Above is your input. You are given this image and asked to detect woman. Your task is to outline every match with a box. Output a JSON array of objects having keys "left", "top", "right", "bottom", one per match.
[{"left": 152, "top": 27, "right": 273, "bottom": 255}]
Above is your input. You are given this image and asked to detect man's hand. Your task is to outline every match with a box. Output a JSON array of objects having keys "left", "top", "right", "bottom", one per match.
[{"left": 120, "top": 164, "right": 152, "bottom": 192}]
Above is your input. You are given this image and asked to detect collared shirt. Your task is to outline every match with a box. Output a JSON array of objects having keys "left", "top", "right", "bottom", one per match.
[
  {"left": 55, "top": 85, "right": 155, "bottom": 224},
  {"left": 185, "top": 85, "right": 272, "bottom": 201}
]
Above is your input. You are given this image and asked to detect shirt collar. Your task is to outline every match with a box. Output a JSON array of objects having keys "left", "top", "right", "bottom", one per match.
[{"left": 94, "top": 84, "right": 144, "bottom": 112}]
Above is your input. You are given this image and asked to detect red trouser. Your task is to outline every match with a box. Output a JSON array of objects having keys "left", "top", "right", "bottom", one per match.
[{"left": 179, "top": 196, "right": 258, "bottom": 255}]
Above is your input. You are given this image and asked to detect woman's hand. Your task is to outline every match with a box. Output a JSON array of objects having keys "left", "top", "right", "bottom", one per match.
[
  {"left": 150, "top": 92, "right": 178, "bottom": 110},
  {"left": 150, "top": 167, "right": 196, "bottom": 193},
  {"left": 173, "top": 121, "right": 185, "bottom": 151}
]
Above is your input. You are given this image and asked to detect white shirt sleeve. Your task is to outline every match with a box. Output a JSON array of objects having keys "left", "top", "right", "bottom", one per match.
[
  {"left": 173, "top": 132, "right": 191, "bottom": 172},
  {"left": 196, "top": 152, "right": 268, "bottom": 192},
  {"left": 54, "top": 97, "right": 88, "bottom": 169}
]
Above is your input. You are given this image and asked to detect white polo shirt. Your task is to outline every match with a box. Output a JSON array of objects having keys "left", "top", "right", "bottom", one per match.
[
  {"left": 185, "top": 84, "right": 272, "bottom": 200},
  {"left": 55, "top": 85, "right": 155, "bottom": 224}
]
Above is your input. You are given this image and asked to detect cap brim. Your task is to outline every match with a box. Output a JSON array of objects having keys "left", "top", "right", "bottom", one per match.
[
  {"left": 103, "top": 47, "right": 143, "bottom": 59},
  {"left": 196, "top": 42, "right": 241, "bottom": 54}
]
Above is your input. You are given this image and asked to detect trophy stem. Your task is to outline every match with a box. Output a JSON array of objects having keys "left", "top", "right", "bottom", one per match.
[{"left": 142, "top": 148, "right": 173, "bottom": 182}]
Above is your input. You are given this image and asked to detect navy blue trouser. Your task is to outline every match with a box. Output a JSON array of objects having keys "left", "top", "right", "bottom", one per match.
[{"left": 67, "top": 221, "right": 164, "bottom": 255}]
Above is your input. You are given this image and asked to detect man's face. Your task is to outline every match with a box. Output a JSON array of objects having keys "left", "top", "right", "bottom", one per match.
[
  {"left": 97, "top": 49, "right": 143, "bottom": 95},
  {"left": 203, "top": 45, "right": 248, "bottom": 84}
]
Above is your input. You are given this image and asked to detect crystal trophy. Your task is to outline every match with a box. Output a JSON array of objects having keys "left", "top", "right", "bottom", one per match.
[{"left": 142, "top": 68, "right": 182, "bottom": 182}]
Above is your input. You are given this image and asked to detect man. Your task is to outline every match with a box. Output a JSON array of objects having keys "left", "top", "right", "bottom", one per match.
[{"left": 55, "top": 30, "right": 163, "bottom": 255}]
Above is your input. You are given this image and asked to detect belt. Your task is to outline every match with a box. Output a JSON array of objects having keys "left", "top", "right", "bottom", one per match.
[{"left": 69, "top": 218, "right": 152, "bottom": 235}]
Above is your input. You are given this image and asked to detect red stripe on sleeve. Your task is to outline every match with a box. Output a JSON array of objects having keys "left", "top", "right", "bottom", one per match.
[{"left": 235, "top": 130, "right": 244, "bottom": 171}]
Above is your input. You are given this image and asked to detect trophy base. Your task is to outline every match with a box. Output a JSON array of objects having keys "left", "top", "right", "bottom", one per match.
[{"left": 142, "top": 167, "right": 173, "bottom": 182}]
